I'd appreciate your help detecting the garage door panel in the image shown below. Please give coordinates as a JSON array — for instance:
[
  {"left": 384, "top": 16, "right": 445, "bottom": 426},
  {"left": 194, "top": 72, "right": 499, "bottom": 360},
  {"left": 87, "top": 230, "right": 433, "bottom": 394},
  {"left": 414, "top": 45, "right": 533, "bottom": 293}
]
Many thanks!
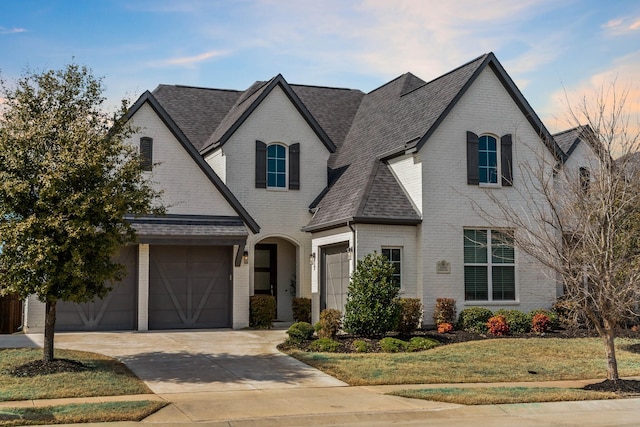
[
  {"left": 149, "top": 245, "right": 231, "bottom": 329},
  {"left": 56, "top": 246, "right": 137, "bottom": 331}
]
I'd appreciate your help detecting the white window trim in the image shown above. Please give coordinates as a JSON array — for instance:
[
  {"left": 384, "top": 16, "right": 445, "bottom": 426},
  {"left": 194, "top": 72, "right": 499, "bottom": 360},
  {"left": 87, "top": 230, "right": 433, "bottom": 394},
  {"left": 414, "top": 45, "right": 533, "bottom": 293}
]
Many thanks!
[
  {"left": 266, "top": 142, "right": 288, "bottom": 190},
  {"left": 381, "top": 246, "right": 403, "bottom": 289},
  {"left": 463, "top": 228, "right": 517, "bottom": 302}
]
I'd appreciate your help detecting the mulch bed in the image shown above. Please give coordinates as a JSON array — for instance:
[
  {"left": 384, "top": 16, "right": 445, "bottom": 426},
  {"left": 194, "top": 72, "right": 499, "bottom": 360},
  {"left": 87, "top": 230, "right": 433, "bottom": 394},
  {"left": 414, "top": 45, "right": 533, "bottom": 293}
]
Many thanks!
[{"left": 9, "top": 358, "right": 89, "bottom": 377}]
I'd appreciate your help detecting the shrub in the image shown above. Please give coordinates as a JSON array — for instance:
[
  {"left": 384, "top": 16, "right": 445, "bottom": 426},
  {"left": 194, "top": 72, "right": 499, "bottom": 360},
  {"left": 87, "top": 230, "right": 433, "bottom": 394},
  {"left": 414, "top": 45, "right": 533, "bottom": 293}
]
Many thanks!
[
  {"left": 529, "top": 308, "right": 560, "bottom": 330},
  {"left": 379, "top": 337, "right": 408, "bottom": 353},
  {"left": 286, "top": 322, "right": 315, "bottom": 344},
  {"left": 343, "top": 252, "right": 401, "bottom": 337},
  {"left": 531, "top": 313, "right": 551, "bottom": 334},
  {"left": 553, "top": 296, "right": 589, "bottom": 329},
  {"left": 457, "top": 307, "right": 493, "bottom": 333},
  {"left": 249, "top": 295, "right": 276, "bottom": 329},
  {"left": 437, "top": 322, "right": 453, "bottom": 333},
  {"left": 292, "top": 297, "right": 311, "bottom": 323},
  {"left": 433, "top": 298, "right": 457, "bottom": 325},
  {"left": 495, "top": 309, "right": 531, "bottom": 334},
  {"left": 487, "top": 315, "right": 509, "bottom": 336},
  {"left": 352, "top": 339, "right": 369, "bottom": 353},
  {"left": 407, "top": 337, "right": 439, "bottom": 352},
  {"left": 315, "top": 309, "right": 342, "bottom": 339},
  {"left": 396, "top": 298, "right": 423, "bottom": 334},
  {"left": 308, "top": 337, "right": 341, "bottom": 352}
]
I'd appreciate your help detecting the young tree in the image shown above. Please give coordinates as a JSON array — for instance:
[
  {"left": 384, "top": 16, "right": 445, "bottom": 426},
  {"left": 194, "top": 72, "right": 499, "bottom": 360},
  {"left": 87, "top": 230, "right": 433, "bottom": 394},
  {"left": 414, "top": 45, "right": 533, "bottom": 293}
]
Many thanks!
[
  {"left": 0, "top": 64, "right": 162, "bottom": 362},
  {"left": 476, "top": 83, "right": 640, "bottom": 381},
  {"left": 343, "top": 252, "right": 401, "bottom": 337}
]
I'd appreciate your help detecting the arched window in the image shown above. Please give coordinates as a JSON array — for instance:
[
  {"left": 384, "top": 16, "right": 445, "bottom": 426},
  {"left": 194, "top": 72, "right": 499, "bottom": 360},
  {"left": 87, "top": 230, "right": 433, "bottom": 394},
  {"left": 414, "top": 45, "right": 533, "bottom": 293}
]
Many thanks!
[
  {"left": 478, "top": 135, "right": 498, "bottom": 184},
  {"left": 267, "top": 144, "right": 286, "bottom": 188}
]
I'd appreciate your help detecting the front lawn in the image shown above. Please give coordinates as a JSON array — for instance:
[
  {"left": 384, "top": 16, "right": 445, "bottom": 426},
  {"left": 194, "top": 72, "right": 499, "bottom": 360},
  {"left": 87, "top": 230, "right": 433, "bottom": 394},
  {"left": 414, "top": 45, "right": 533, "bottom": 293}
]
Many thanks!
[
  {"left": 286, "top": 337, "right": 640, "bottom": 385},
  {"left": 0, "top": 348, "right": 151, "bottom": 401}
]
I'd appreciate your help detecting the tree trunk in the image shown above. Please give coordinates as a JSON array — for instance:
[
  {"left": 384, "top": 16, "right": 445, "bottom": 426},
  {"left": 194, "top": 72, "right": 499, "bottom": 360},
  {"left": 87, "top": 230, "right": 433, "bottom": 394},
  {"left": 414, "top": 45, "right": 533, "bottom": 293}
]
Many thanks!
[
  {"left": 602, "top": 326, "right": 619, "bottom": 381},
  {"left": 43, "top": 299, "right": 57, "bottom": 363}
]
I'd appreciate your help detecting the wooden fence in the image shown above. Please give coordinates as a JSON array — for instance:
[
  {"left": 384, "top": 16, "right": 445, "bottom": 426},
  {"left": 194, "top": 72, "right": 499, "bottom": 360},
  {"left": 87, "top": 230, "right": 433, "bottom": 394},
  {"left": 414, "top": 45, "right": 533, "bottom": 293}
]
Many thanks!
[{"left": 0, "top": 294, "right": 23, "bottom": 334}]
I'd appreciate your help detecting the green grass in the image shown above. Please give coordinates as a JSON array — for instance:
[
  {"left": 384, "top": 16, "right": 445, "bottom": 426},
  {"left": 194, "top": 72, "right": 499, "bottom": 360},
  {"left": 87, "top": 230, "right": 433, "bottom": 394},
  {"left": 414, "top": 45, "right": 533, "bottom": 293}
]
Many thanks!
[
  {"left": 389, "top": 387, "right": 618, "bottom": 405},
  {"left": 287, "top": 338, "right": 640, "bottom": 385},
  {"left": 0, "top": 401, "right": 167, "bottom": 426},
  {"left": 0, "top": 349, "right": 152, "bottom": 401}
]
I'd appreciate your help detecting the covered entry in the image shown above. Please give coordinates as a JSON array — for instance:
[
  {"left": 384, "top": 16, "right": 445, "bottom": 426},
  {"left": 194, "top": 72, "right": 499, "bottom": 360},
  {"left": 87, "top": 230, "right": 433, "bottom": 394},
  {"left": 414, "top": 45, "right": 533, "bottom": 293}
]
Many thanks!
[
  {"left": 56, "top": 246, "right": 138, "bottom": 331},
  {"left": 149, "top": 245, "right": 232, "bottom": 329},
  {"left": 320, "top": 243, "right": 350, "bottom": 313}
]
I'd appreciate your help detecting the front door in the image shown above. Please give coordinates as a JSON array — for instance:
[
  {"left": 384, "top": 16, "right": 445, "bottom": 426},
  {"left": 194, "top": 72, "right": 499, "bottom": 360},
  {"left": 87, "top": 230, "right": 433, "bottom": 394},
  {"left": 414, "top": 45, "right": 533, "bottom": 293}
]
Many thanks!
[{"left": 254, "top": 244, "right": 277, "bottom": 314}]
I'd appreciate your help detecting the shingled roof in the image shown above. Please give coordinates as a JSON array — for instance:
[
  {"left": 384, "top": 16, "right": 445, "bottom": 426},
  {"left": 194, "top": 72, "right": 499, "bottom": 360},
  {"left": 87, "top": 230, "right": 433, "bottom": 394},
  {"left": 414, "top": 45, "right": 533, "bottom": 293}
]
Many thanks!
[{"left": 553, "top": 125, "right": 590, "bottom": 158}]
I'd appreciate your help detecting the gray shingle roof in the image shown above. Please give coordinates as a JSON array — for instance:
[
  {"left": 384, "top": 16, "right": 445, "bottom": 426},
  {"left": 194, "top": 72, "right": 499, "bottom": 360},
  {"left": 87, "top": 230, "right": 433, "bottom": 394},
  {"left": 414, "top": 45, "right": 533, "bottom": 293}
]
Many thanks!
[
  {"left": 153, "top": 85, "right": 241, "bottom": 151},
  {"left": 128, "top": 215, "right": 248, "bottom": 245},
  {"left": 553, "top": 125, "right": 589, "bottom": 157},
  {"left": 305, "top": 55, "right": 489, "bottom": 230}
]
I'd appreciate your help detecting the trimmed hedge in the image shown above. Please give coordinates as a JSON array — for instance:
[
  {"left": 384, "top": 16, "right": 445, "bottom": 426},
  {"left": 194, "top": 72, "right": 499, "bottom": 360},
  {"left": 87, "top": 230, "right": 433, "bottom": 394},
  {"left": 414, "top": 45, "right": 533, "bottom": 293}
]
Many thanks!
[
  {"left": 292, "top": 297, "right": 312, "bottom": 323},
  {"left": 250, "top": 295, "right": 276, "bottom": 329},
  {"left": 458, "top": 307, "right": 493, "bottom": 333}
]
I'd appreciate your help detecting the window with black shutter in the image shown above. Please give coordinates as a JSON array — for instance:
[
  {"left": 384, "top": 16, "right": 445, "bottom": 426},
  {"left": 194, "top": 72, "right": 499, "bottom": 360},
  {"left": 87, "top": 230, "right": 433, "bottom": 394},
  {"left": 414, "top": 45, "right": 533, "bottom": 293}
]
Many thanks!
[{"left": 140, "top": 137, "right": 153, "bottom": 171}]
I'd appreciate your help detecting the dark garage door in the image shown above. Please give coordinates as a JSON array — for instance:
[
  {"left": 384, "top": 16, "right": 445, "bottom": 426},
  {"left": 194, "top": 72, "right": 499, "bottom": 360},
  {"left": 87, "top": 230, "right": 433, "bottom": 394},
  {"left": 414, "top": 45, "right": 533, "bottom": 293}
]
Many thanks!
[
  {"left": 56, "top": 246, "right": 138, "bottom": 331},
  {"left": 149, "top": 245, "right": 232, "bottom": 329}
]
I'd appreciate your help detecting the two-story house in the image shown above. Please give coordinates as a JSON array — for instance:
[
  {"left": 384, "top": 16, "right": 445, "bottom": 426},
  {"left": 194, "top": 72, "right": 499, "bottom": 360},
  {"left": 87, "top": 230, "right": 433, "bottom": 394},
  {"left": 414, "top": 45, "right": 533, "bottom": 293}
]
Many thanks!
[{"left": 24, "top": 52, "right": 569, "bottom": 332}]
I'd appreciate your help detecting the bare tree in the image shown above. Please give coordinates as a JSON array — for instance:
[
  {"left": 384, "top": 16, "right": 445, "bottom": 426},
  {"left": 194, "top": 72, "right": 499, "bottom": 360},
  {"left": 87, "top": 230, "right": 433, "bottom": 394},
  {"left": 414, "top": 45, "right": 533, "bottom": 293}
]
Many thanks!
[{"left": 475, "top": 83, "right": 640, "bottom": 381}]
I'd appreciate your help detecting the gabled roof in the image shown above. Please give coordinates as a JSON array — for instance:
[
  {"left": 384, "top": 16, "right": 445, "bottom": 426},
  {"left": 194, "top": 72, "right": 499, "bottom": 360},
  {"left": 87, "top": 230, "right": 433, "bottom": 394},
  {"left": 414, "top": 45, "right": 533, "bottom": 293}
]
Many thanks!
[
  {"left": 124, "top": 91, "right": 260, "bottom": 234},
  {"left": 152, "top": 85, "right": 242, "bottom": 151},
  {"left": 305, "top": 53, "right": 565, "bottom": 231},
  {"left": 199, "top": 75, "right": 342, "bottom": 155},
  {"left": 553, "top": 125, "right": 592, "bottom": 159}
]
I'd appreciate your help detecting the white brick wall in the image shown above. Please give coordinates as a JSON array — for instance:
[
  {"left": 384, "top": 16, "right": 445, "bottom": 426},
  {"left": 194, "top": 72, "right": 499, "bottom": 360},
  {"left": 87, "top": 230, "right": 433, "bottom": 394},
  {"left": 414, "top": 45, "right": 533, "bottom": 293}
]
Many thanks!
[
  {"left": 127, "top": 103, "right": 238, "bottom": 217},
  {"left": 206, "top": 147, "right": 227, "bottom": 184},
  {"left": 418, "top": 67, "right": 557, "bottom": 323},
  {"left": 388, "top": 153, "right": 423, "bottom": 215}
]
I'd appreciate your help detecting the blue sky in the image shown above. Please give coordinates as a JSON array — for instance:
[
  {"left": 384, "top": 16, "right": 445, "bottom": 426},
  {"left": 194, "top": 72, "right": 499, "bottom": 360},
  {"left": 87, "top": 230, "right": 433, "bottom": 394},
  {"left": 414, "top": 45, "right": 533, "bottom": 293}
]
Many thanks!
[{"left": 1, "top": 0, "right": 639, "bottom": 133}]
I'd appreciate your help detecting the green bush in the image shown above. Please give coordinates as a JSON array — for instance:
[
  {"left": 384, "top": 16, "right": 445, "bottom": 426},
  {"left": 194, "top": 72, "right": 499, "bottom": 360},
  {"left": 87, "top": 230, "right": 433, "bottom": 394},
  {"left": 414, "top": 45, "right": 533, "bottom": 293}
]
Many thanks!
[
  {"left": 495, "top": 309, "right": 531, "bottom": 334},
  {"left": 352, "top": 339, "right": 369, "bottom": 353},
  {"left": 343, "top": 252, "right": 401, "bottom": 337},
  {"left": 249, "top": 295, "right": 276, "bottom": 329},
  {"left": 457, "top": 307, "right": 493, "bottom": 333},
  {"left": 407, "top": 336, "right": 439, "bottom": 352},
  {"left": 308, "top": 337, "right": 341, "bottom": 352},
  {"left": 529, "top": 308, "right": 560, "bottom": 330},
  {"left": 379, "top": 337, "right": 408, "bottom": 353},
  {"left": 292, "top": 297, "right": 312, "bottom": 323},
  {"left": 396, "top": 298, "right": 423, "bottom": 334},
  {"left": 286, "top": 322, "right": 315, "bottom": 344},
  {"left": 315, "top": 309, "right": 342, "bottom": 339},
  {"left": 433, "top": 298, "right": 457, "bottom": 325}
]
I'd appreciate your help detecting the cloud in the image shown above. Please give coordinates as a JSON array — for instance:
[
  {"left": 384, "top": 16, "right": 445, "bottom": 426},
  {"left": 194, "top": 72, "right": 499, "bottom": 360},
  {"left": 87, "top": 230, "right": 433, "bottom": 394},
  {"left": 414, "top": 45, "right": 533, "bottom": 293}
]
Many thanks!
[
  {"left": 541, "top": 51, "right": 640, "bottom": 135},
  {"left": 602, "top": 16, "right": 640, "bottom": 36},
  {"left": 148, "top": 50, "right": 229, "bottom": 67},
  {"left": 0, "top": 27, "right": 26, "bottom": 35}
]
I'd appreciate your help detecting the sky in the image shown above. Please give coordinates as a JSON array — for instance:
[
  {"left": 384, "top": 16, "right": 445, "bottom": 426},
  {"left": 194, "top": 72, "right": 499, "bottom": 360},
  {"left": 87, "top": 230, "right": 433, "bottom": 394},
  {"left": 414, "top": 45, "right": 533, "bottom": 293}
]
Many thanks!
[{"left": 1, "top": 0, "right": 639, "bottom": 133}]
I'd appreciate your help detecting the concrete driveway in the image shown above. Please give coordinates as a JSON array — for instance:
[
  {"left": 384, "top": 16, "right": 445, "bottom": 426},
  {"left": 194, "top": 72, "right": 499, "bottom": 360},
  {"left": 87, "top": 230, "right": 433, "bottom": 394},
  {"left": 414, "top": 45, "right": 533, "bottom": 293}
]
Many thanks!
[{"left": 0, "top": 329, "right": 346, "bottom": 394}]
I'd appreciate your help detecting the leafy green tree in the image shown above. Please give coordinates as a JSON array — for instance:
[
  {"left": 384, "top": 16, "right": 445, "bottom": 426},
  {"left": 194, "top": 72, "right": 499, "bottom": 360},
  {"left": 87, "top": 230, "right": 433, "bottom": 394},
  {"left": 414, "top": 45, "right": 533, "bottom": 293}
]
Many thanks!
[
  {"left": 343, "top": 252, "right": 401, "bottom": 337},
  {"left": 0, "top": 64, "right": 162, "bottom": 362}
]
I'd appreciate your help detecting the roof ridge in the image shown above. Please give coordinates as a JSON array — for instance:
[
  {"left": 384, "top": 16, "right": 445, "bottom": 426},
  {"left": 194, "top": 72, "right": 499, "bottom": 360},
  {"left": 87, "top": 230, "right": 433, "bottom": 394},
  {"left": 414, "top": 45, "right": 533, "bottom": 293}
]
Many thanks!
[
  {"left": 552, "top": 125, "right": 587, "bottom": 136},
  {"left": 170, "top": 84, "right": 241, "bottom": 93},
  {"left": 418, "top": 53, "right": 489, "bottom": 89},
  {"left": 366, "top": 72, "right": 412, "bottom": 95},
  {"left": 236, "top": 79, "right": 271, "bottom": 107},
  {"left": 290, "top": 83, "right": 361, "bottom": 92}
]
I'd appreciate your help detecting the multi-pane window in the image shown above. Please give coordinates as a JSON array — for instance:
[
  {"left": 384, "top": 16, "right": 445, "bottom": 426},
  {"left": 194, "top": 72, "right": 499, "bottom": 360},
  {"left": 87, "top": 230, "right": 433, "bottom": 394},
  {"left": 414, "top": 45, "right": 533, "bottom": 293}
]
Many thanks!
[
  {"left": 464, "top": 229, "right": 515, "bottom": 301},
  {"left": 267, "top": 144, "right": 286, "bottom": 188},
  {"left": 382, "top": 248, "right": 401, "bottom": 287},
  {"left": 478, "top": 135, "right": 498, "bottom": 184}
]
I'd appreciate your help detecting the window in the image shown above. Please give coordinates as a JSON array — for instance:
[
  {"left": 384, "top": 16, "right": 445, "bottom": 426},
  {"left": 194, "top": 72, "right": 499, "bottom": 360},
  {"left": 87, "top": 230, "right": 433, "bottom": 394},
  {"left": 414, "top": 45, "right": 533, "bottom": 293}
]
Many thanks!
[
  {"left": 579, "top": 167, "right": 590, "bottom": 194},
  {"left": 267, "top": 144, "right": 286, "bottom": 188},
  {"left": 478, "top": 135, "right": 498, "bottom": 184},
  {"left": 382, "top": 248, "right": 402, "bottom": 287},
  {"left": 140, "top": 137, "right": 153, "bottom": 171},
  {"left": 255, "top": 141, "right": 300, "bottom": 190},
  {"left": 466, "top": 132, "right": 512, "bottom": 186},
  {"left": 464, "top": 229, "right": 515, "bottom": 301}
]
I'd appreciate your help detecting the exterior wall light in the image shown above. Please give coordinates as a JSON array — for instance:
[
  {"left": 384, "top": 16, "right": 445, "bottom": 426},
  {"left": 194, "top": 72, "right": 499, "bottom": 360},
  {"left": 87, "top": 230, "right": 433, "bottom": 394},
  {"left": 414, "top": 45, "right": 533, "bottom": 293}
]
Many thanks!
[{"left": 243, "top": 250, "right": 249, "bottom": 264}]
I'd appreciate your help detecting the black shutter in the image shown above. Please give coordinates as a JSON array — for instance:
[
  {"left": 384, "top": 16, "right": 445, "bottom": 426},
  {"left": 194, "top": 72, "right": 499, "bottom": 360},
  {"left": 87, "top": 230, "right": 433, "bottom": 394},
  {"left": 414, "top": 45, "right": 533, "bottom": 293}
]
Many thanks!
[
  {"left": 467, "top": 131, "right": 479, "bottom": 185},
  {"left": 501, "top": 134, "right": 513, "bottom": 186},
  {"left": 255, "top": 140, "right": 267, "bottom": 188},
  {"left": 289, "top": 143, "right": 300, "bottom": 190},
  {"left": 140, "top": 137, "right": 153, "bottom": 171}
]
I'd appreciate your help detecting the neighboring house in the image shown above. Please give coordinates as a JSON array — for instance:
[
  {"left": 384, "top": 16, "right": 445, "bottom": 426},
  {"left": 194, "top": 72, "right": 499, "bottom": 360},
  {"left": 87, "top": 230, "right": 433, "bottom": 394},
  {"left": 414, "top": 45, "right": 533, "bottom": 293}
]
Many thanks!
[{"left": 24, "top": 52, "right": 566, "bottom": 332}]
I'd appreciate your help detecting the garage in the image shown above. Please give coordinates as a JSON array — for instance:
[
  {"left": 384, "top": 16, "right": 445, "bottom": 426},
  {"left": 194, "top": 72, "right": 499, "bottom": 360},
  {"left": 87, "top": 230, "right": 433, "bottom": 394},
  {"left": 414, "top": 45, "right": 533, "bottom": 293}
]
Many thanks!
[
  {"left": 56, "top": 245, "right": 138, "bottom": 331},
  {"left": 148, "top": 245, "right": 232, "bottom": 329}
]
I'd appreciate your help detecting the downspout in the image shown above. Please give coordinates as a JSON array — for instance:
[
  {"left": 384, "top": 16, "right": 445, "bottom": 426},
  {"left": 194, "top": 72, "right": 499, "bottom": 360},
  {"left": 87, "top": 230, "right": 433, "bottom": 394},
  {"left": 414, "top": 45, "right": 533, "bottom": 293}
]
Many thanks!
[{"left": 348, "top": 221, "right": 356, "bottom": 269}]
